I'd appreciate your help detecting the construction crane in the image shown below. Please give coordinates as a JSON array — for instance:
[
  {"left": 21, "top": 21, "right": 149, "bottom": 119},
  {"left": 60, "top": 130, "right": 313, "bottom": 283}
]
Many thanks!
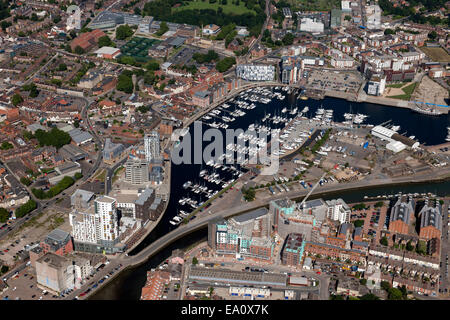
[{"left": 299, "top": 172, "right": 328, "bottom": 209}]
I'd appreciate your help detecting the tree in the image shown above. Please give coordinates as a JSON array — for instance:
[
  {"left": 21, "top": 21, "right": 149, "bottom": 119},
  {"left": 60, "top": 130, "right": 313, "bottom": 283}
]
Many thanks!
[
  {"left": 155, "top": 21, "right": 169, "bottom": 36},
  {"left": 98, "top": 35, "right": 113, "bottom": 47},
  {"left": 406, "top": 241, "right": 414, "bottom": 251},
  {"left": 242, "top": 188, "right": 256, "bottom": 201},
  {"left": 360, "top": 293, "right": 380, "bottom": 300},
  {"left": 15, "top": 200, "right": 37, "bottom": 218},
  {"left": 57, "top": 63, "right": 67, "bottom": 71},
  {"left": 144, "top": 60, "right": 160, "bottom": 71},
  {"left": 116, "top": 72, "right": 133, "bottom": 94},
  {"left": 74, "top": 172, "right": 83, "bottom": 180},
  {"left": 0, "top": 141, "right": 13, "bottom": 150},
  {"left": 380, "top": 236, "right": 388, "bottom": 246},
  {"left": 374, "top": 201, "right": 384, "bottom": 208},
  {"left": 344, "top": 15, "right": 352, "bottom": 21},
  {"left": 74, "top": 45, "right": 85, "bottom": 54},
  {"left": 215, "top": 57, "right": 236, "bottom": 72},
  {"left": 359, "top": 279, "right": 367, "bottom": 285},
  {"left": 388, "top": 287, "right": 403, "bottom": 300},
  {"left": 0, "top": 265, "right": 9, "bottom": 275},
  {"left": 34, "top": 127, "right": 71, "bottom": 149},
  {"left": 384, "top": 28, "right": 395, "bottom": 35},
  {"left": 192, "top": 257, "right": 198, "bottom": 265},
  {"left": 0, "top": 208, "right": 9, "bottom": 223},
  {"left": 428, "top": 30, "right": 437, "bottom": 40},
  {"left": 20, "top": 177, "right": 32, "bottom": 186},
  {"left": 380, "top": 281, "right": 391, "bottom": 292},
  {"left": 119, "top": 56, "right": 136, "bottom": 66},
  {"left": 353, "top": 219, "right": 364, "bottom": 228},
  {"left": 282, "top": 32, "right": 294, "bottom": 45},
  {"left": 11, "top": 93, "right": 23, "bottom": 106},
  {"left": 116, "top": 24, "right": 133, "bottom": 40}
]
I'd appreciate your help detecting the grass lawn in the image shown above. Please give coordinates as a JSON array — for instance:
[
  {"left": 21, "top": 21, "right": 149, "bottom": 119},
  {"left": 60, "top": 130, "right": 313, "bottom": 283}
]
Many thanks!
[
  {"left": 388, "top": 82, "right": 417, "bottom": 100},
  {"left": 292, "top": 0, "right": 340, "bottom": 11},
  {"left": 402, "top": 82, "right": 417, "bottom": 96},
  {"left": 420, "top": 46, "right": 450, "bottom": 62},
  {"left": 386, "top": 83, "right": 406, "bottom": 88},
  {"left": 173, "top": 0, "right": 256, "bottom": 15}
]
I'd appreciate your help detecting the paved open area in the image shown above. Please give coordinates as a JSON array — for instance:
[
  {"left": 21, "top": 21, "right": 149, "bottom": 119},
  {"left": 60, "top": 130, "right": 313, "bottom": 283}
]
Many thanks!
[
  {"left": 412, "top": 76, "right": 449, "bottom": 106},
  {"left": 306, "top": 69, "right": 362, "bottom": 94}
]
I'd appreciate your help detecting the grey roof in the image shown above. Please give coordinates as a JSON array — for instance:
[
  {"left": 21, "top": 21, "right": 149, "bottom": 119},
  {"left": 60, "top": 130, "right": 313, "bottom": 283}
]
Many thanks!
[
  {"left": 46, "top": 229, "right": 70, "bottom": 243},
  {"left": 194, "top": 90, "right": 210, "bottom": 98},
  {"left": 28, "top": 123, "right": 47, "bottom": 133},
  {"left": 189, "top": 267, "right": 287, "bottom": 286},
  {"left": 169, "top": 36, "right": 186, "bottom": 47},
  {"left": 302, "top": 198, "right": 325, "bottom": 209},
  {"left": 149, "top": 197, "right": 161, "bottom": 210},
  {"left": 390, "top": 197, "right": 414, "bottom": 224},
  {"left": 59, "top": 144, "right": 88, "bottom": 161},
  {"left": 232, "top": 207, "right": 268, "bottom": 224},
  {"left": 352, "top": 241, "right": 369, "bottom": 248},
  {"left": 103, "top": 138, "right": 125, "bottom": 160},
  {"left": 135, "top": 188, "right": 154, "bottom": 205},
  {"left": 71, "top": 189, "right": 95, "bottom": 203},
  {"left": 354, "top": 227, "right": 363, "bottom": 236},
  {"left": 339, "top": 223, "right": 352, "bottom": 235},
  {"left": 68, "top": 128, "right": 93, "bottom": 144},
  {"left": 420, "top": 204, "right": 442, "bottom": 231}
]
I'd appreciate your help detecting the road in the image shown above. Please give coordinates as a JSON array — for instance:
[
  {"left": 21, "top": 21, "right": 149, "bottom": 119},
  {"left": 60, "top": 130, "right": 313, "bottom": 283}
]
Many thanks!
[{"left": 438, "top": 200, "right": 450, "bottom": 296}]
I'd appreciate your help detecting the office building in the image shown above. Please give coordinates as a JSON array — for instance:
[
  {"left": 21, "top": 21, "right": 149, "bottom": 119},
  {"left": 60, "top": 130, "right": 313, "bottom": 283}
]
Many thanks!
[
  {"left": 125, "top": 158, "right": 149, "bottom": 185},
  {"left": 300, "top": 18, "right": 324, "bottom": 33}
]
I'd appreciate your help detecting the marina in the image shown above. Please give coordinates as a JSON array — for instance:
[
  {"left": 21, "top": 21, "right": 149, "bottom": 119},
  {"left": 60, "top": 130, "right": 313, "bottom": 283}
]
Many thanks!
[{"left": 130, "top": 85, "right": 449, "bottom": 254}]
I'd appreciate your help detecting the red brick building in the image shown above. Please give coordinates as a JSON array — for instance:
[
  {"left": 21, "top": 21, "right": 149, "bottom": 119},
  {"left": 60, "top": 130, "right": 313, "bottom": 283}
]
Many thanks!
[
  {"left": 71, "top": 29, "right": 106, "bottom": 52},
  {"left": 140, "top": 271, "right": 171, "bottom": 300}
]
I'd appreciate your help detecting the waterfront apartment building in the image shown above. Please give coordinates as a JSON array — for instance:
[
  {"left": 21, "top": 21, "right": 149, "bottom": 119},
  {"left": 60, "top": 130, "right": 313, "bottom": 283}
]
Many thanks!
[
  {"left": 281, "top": 233, "right": 305, "bottom": 266},
  {"left": 326, "top": 199, "right": 351, "bottom": 224},
  {"left": 389, "top": 196, "right": 414, "bottom": 235},
  {"left": 236, "top": 64, "right": 275, "bottom": 81},
  {"left": 144, "top": 131, "right": 160, "bottom": 163},
  {"left": 209, "top": 208, "right": 275, "bottom": 261},
  {"left": 367, "top": 74, "right": 386, "bottom": 96},
  {"left": 69, "top": 196, "right": 122, "bottom": 254},
  {"left": 281, "top": 56, "right": 303, "bottom": 85},
  {"left": 125, "top": 158, "right": 149, "bottom": 185},
  {"left": 419, "top": 203, "right": 442, "bottom": 241}
]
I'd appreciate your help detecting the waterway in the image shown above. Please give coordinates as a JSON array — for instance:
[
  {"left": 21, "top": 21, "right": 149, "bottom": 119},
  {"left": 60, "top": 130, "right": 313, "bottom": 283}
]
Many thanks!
[
  {"left": 90, "top": 87, "right": 450, "bottom": 299},
  {"left": 131, "top": 88, "right": 449, "bottom": 255}
]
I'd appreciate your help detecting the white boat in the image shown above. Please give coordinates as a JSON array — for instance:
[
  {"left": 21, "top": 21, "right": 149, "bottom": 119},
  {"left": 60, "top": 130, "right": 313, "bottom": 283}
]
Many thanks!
[{"left": 183, "top": 181, "right": 192, "bottom": 189}]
